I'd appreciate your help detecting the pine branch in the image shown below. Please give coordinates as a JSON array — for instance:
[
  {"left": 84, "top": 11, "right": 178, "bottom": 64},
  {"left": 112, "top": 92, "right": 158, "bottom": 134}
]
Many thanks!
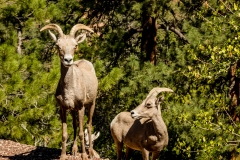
[
  {"left": 123, "top": 25, "right": 188, "bottom": 44},
  {"left": 157, "top": 24, "right": 189, "bottom": 43},
  {"left": 123, "top": 28, "right": 143, "bottom": 41}
]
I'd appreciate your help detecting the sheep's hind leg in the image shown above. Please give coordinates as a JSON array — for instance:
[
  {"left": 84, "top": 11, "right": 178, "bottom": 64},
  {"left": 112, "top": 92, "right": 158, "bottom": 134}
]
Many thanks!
[
  {"left": 60, "top": 108, "right": 68, "bottom": 160},
  {"left": 71, "top": 111, "right": 78, "bottom": 156},
  {"left": 124, "top": 147, "right": 133, "bottom": 160},
  {"left": 152, "top": 151, "right": 160, "bottom": 160}
]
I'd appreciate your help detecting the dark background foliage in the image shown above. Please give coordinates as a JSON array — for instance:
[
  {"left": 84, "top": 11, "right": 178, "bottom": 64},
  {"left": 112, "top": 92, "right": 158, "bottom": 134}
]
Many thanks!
[{"left": 0, "top": 0, "right": 240, "bottom": 159}]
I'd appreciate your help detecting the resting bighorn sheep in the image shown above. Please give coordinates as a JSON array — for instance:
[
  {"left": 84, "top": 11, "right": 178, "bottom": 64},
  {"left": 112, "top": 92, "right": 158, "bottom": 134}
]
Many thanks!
[
  {"left": 84, "top": 129, "right": 110, "bottom": 160},
  {"left": 110, "top": 87, "right": 173, "bottom": 160},
  {"left": 84, "top": 129, "right": 100, "bottom": 158},
  {"left": 40, "top": 24, "right": 98, "bottom": 160}
]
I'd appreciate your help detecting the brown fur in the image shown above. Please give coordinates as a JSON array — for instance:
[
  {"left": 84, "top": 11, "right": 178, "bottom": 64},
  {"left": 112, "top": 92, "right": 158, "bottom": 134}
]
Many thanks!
[
  {"left": 41, "top": 24, "right": 97, "bottom": 160},
  {"left": 110, "top": 87, "right": 173, "bottom": 160}
]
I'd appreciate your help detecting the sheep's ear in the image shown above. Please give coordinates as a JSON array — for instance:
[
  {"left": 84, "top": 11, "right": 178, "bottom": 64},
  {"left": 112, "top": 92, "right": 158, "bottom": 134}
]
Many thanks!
[
  {"left": 94, "top": 132, "right": 100, "bottom": 139},
  {"left": 84, "top": 129, "right": 88, "bottom": 136},
  {"left": 92, "top": 132, "right": 100, "bottom": 141},
  {"left": 159, "top": 96, "right": 164, "bottom": 102},
  {"left": 76, "top": 33, "right": 86, "bottom": 44},
  {"left": 48, "top": 30, "right": 57, "bottom": 42},
  {"left": 156, "top": 96, "right": 164, "bottom": 112},
  {"left": 156, "top": 96, "right": 164, "bottom": 105}
]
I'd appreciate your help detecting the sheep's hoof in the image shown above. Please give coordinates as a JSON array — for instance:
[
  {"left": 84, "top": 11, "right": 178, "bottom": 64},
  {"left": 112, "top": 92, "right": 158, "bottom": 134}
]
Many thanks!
[
  {"left": 81, "top": 153, "right": 88, "bottom": 160},
  {"left": 60, "top": 154, "right": 67, "bottom": 160},
  {"left": 72, "top": 146, "right": 78, "bottom": 156}
]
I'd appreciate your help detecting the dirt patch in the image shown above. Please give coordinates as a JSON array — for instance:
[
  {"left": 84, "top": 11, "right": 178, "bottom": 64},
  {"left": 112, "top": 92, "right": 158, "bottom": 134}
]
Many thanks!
[{"left": 0, "top": 139, "right": 106, "bottom": 160}]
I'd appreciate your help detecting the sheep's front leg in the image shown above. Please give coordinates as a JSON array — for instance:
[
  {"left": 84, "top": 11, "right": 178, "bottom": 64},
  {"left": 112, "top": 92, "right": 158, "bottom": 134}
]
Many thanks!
[
  {"left": 115, "top": 141, "right": 123, "bottom": 160},
  {"left": 141, "top": 149, "right": 149, "bottom": 160},
  {"left": 60, "top": 108, "right": 68, "bottom": 160},
  {"left": 87, "top": 102, "right": 95, "bottom": 158},
  {"left": 78, "top": 107, "right": 88, "bottom": 160},
  {"left": 71, "top": 111, "right": 78, "bottom": 156}
]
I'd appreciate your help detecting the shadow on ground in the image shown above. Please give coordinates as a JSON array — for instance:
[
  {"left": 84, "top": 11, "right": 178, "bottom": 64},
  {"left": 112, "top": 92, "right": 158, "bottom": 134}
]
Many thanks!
[{"left": 1, "top": 146, "right": 61, "bottom": 160}]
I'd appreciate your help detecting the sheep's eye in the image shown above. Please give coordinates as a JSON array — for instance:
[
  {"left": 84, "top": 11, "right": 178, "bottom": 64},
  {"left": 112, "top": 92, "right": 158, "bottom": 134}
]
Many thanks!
[
  {"left": 146, "top": 103, "right": 152, "bottom": 108},
  {"left": 74, "top": 45, "right": 78, "bottom": 50}
]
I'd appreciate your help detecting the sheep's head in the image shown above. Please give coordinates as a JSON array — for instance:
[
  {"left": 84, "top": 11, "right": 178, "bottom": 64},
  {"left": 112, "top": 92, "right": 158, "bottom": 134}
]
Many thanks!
[
  {"left": 40, "top": 24, "right": 93, "bottom": 67},
  {"left": 130, "top": 87, "right": 173, "bottom": 119},
  {"left": 84, "top": 129, "right": 100, "bottom": 148}
]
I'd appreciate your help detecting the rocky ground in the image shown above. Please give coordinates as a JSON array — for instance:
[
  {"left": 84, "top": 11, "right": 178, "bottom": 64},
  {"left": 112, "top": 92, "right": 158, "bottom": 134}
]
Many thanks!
[{"left": 0, "top": 139, "right": 106, "bottom": 160}]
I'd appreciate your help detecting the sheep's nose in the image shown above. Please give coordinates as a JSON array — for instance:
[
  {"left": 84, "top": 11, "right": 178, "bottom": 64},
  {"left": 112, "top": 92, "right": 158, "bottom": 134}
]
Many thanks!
[
  {"left": 130, "top": 110, "right": 134, "bottom": 115},
  {"left": 130, "top": 110, "right": 137, "bottom": 118},
  {"left": 64, "top": 58, "right": 73, "bottom": 63}
]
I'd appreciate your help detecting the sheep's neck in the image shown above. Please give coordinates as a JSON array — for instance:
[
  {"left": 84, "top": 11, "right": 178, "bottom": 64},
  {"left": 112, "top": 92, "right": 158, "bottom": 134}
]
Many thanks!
[
  {"left": 60, "top": 62, "right": 77, "bottom": 89},
  {"left": 151, "top": 113, "right": 168, "bottom": 141},
  {"left": 61, "top": 63, "right": 72, "bottom": 80}
]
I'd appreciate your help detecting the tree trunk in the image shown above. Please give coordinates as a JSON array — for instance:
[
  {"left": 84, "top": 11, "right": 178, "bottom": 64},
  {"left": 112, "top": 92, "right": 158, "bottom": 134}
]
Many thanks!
[
  {"left": 17, "top": 29, "right": 22, "bottom": 55},
  {"left": 228, "top": 62, "right": 240, "bottom": 122},
  {"left": 141, "top": 1, "right": 157, "bottom": 65}
]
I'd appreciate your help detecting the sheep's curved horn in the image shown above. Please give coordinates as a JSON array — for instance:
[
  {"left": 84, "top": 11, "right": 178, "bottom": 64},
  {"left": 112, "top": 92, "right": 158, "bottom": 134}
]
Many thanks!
[
  {"left": 40, "top": 24, "right": 64, "bottom": 37},
  {"left": 70, "top": 24, "right": 94, "bottom": 37},
  {"left": 146, "top": 87, "right": 173, "bottom": 98}
]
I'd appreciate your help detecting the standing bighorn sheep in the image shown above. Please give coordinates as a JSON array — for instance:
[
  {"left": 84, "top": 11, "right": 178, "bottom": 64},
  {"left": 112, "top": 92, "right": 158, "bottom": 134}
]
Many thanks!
[
  {"left": 40, "top": 24, "right": 98, "bottom": 160},
  {"left": 110, "top": 87, "right": 173, "bottom": 160}
]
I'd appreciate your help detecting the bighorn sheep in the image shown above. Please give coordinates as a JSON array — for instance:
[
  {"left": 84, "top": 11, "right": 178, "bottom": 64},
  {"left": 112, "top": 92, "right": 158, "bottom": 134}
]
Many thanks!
[
  {"left": 40, "top": 24, "right": 98, "bottom": 160},
  {"left": 84, "top": 129, "right": 110, "bottom": 160},
  {"left": 84, "top": 129, "right": 100, "bottom": 158},
  {"left": 110, "top": 87, "right": 173, "bottom": 160}
]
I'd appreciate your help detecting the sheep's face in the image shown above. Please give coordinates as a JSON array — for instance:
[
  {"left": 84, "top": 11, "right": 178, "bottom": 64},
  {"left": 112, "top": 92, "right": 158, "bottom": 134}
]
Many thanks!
[
  {"left": 131, "top": 96, "right": 164, "bottom": 119},
  {"left": 84, "top": 129, "right": 100, "bottom": 148},
  {"left": 41, "top": 24, "right": 92, "bottom": 67},
  {"left": 56, "top": 35, "right": 78, "bottom": 67}
]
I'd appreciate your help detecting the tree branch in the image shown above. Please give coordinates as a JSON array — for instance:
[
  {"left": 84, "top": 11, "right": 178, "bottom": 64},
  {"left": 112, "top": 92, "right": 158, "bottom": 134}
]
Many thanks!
[
  {"left": 157, "top": 24, "right": 189, "bottom": 43},
  {"left": 123, "top": 25, "right": 189, "bottom": 44},
  {"left": 17, "top": 29, "right": 22, "bottom": 54}
]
